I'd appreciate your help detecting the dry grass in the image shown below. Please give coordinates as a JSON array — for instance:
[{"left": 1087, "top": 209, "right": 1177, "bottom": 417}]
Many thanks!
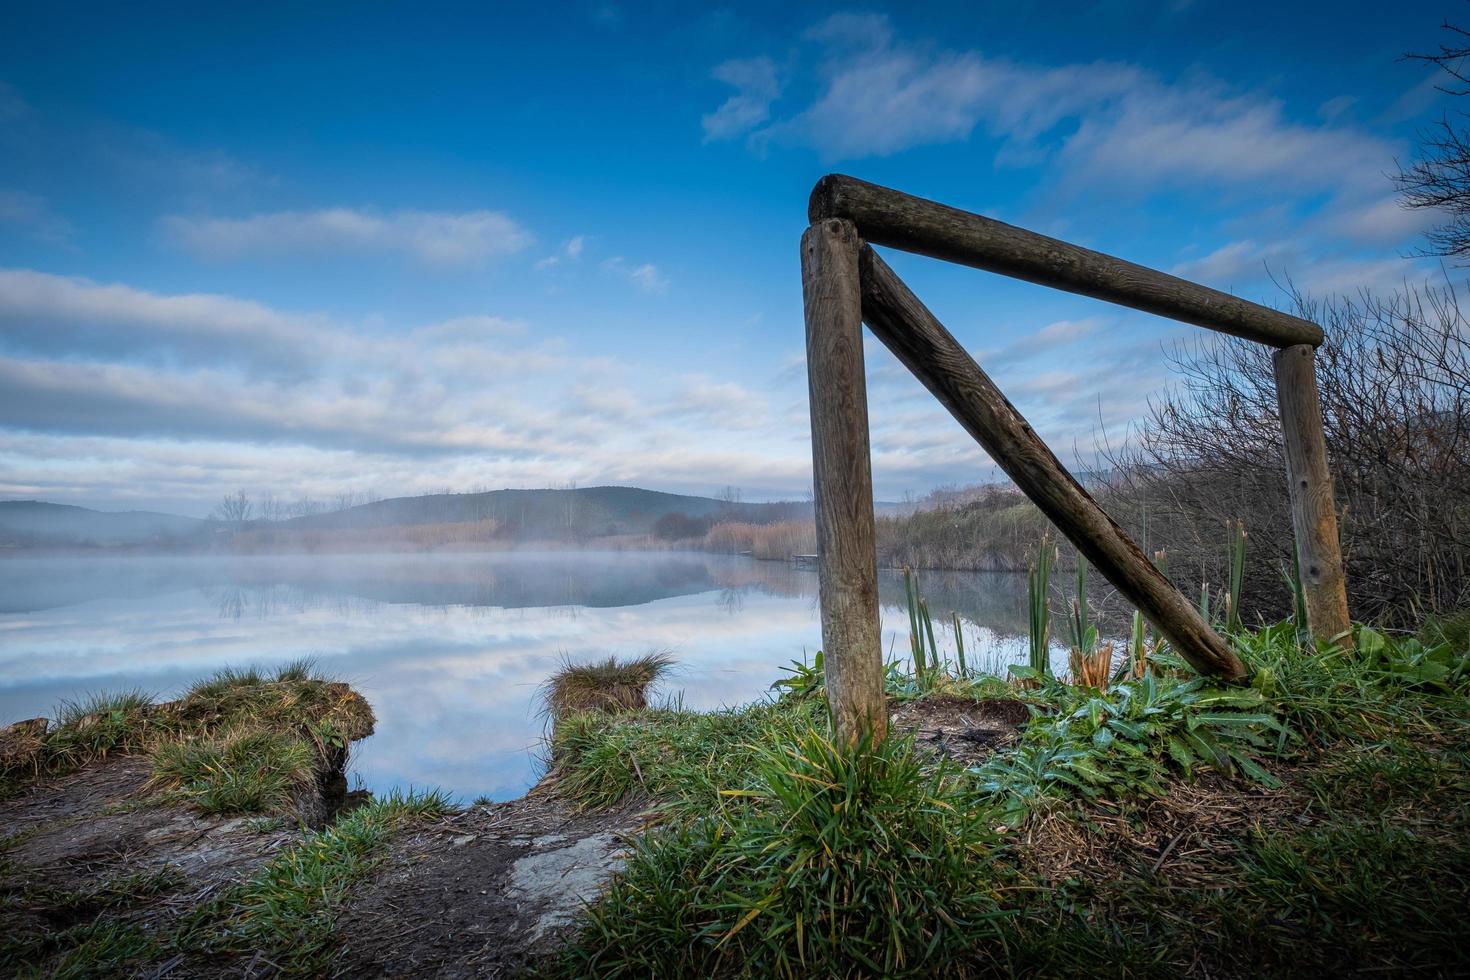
[
  {"left": 1068, "top": 641, "right": 1114, "bottom": 689},
  {"left": 542, "top": 652, "right": 675, "bottom": 722},
  {"left": 1016, "top": 769, "right": 1299, "bottom": 888},
  {"left": 703, "top": 520, "right": 816, "bottom": 560}
]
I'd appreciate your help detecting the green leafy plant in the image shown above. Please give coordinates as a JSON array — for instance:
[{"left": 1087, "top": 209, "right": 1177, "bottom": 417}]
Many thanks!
[
  {"left": 769, "top": 651, "right": 824, "bottom": 699},
  {"left": 974, "top": 672, "right": 1286, "bottom": 821}
]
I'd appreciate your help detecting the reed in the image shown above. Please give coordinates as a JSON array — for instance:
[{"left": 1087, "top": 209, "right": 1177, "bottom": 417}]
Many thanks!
[
  {"left": 952, "top": 611, "right": 968, "bottom": 678},
  {"left": 1025, "top": 533, "right": 1056, "bottom": 679},
  {"left": 903, "top": 567, "right": 927, "bottom": 677}
]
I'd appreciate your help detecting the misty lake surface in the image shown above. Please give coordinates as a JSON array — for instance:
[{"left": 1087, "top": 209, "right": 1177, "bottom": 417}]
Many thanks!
[{"left": 0, "top": 551, "right": 1039, "bottom": 802}]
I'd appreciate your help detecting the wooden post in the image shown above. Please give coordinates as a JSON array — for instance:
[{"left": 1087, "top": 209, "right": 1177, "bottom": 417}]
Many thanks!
[
  {"left": 1273, "top": 345, "right": 1352, "bottom": 642},
  {"left": 811, "top": 174, "right": 1323, "bottom": 349},
  {"left": 802, "top": 218, "right": 887, "bottom": 742},
  {"left": 859, "top": 245, "right": 1248, "bottom": 681}
]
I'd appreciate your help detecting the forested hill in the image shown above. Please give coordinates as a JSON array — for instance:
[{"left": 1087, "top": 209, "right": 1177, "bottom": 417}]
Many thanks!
[{"left": 282, "top": 486, "right": 808, "bottom": 539}]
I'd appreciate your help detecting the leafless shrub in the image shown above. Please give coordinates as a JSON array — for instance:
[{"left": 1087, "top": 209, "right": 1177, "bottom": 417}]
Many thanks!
[{"left": 1104, "top": 282, "right": 1470, "bottom": 625}]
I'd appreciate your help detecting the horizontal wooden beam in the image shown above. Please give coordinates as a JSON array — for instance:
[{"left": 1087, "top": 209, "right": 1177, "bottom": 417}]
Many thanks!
[
  {"left": 858, "top": 244, "right": 1249, "bottom": 681},
  {"left": 812, "top": 174, "right": 1324, "bottom": 349}
]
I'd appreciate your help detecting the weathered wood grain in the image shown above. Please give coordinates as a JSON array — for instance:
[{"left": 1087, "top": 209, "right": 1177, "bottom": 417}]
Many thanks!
[
  {"left": 811, "top": 174, "right": 1324, "bottom": 349},
  {"left": 1273, "top": 344, "right": 1352, "bottom": 643},
  {"left": 802, "top": 219, "right": 888, "bottom": 740},
  {"left": 858, "top": 244, "right": 1249, "bottom": 681}
]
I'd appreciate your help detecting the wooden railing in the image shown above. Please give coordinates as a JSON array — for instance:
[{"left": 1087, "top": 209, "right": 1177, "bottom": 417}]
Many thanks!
[{"left": 801, "top": 175, "right": 1351, "bottom": 742}]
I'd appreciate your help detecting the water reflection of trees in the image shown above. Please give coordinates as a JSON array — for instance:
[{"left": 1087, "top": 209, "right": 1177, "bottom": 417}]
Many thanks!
[{"left": 16, "top": 552, "right": 1039, "bottom": 641}]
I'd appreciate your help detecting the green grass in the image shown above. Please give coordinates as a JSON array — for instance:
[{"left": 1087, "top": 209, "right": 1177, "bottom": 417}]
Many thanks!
[
  {"left": 544, "top": 618, "right": 1470, "bottom": 977},
  {"left": 2, "top": 788, "right": 457, "bottom": 978},
  {"left": 215, "top": 788, "right": 456, "bottom": 974},
  {"left": 42, "top": 690, "right": 157, "bottom": 772},
  {"left": 7, "top": 662, "right": 377, "bottom": 820},
  {"left": 547, "top": 731, "right": 1012, "bottom": 978},
  {"left": 1420, "top": 607, "right": 1470, "bottom": 652},
  {"left": 12, "top": 920, "right": 164, "bottom": 980},
  {"left": 1, "top": 866, "right": 185, "bottom": 978},
  {"left": 151, "top": 728, "right": 317, "bottom": 815},
  {"left": 551, "top": 697, "right": 824, "bottom": 813}
]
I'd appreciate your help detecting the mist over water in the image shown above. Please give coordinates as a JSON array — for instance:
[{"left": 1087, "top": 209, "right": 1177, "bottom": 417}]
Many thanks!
[{"left": 0, "top": 551, "right": 1040, "bottom": 802}]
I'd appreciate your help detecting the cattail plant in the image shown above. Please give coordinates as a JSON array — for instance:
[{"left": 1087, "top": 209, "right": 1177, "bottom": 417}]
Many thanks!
[
  {"left": 1025, "top": 533, "right": 1056, "bottom": 679},
  {"left": 1224, "top": 519, "right": 1247, "bottom": 634},
  {"left": 902, "top": 567, "right": 928, "bottom": 679},
  {"left": 920, "top": 596, "right": 939, "bottom": 679},
  {"left": 952, "top": 611, "right": 968, "bottom": 679}
]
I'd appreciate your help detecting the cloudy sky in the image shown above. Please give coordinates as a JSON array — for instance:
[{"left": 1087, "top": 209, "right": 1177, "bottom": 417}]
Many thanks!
[{"left": 0, "top": 1, "right": 1453, "bottom": 515}]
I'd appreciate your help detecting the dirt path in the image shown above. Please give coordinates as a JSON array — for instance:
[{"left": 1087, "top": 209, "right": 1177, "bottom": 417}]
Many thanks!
[
  {"left": 331, "top": 778, "right": 644, "bottom": 978},
  {"left": 0, "top": 754, "right": 303, "bottom": 972}
]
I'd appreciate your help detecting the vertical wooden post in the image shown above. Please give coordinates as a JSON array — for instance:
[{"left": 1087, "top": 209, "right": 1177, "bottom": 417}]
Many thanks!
[
  {"left": 1273, "top": 344, "right": 1352, "bottom": 643},
  {"left": 802, "top": 218, "right": 887, "bottom": 742}
]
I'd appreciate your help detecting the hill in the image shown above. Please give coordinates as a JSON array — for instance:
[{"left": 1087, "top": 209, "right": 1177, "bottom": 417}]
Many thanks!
[
  {"left": 0, "top": 501, "right": 206, "bottom": 548},
  {"left": 283, "top": 486, "right": 808, "bottom": 540}
]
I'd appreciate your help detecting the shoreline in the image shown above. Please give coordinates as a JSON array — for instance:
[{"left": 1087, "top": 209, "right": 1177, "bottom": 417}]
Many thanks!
[{"left": 4, "top": 621, "right": 1468, "bottom": 976}]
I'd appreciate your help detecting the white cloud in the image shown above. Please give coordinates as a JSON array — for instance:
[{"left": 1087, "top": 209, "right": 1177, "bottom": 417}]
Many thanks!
[
  {"left": 0, "top": 190, "right": 72, "bottom": 245},
  {"left": 1171, "top": 240, "right": 1282, "bottom": 285},
  {"left": 0, "top": 268, "right": 825, "bottom": 508},
  {"left": 1327, "top": 195, "right": 1436, "bottom": 246},
  {"left": 161, "top": 207, "right": 532, "bottom": 266},
  {"left": 1172, "top": 239, "right": 1433, "bottom": 297},
  {"left": 702, "top": 57, "right": 781, "bottom": 142},
  {"left": 602, "top": 256, "right": 670, "bottom": 294},
  {"left": 666, "top": 376, "right": 769, "bottom": 429},
  {"left": 534, "top": 235, "right": 587, "bottom": 271},
  {"left": 733, "top": 13, "right": 1399, "bottom": 212},
  {"left": 0, "top": 268, "right": 327, "bottom": 376},
  {"left": 803, "top": 12, "right": 892, "bottom": 50}
]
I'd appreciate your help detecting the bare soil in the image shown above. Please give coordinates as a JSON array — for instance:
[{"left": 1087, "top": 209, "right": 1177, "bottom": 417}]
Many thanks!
[
  {"left": 1, "top": 693, "right": 1033, "bottom": 977},
  {"left": 0, "top": 754, "right": 302, "bottom": 970},
  {"left": 331, "top": 776, "right": 645, "bottom": 979},
  {"left": 889, "top": 695, "right": 1031, "bottom": 766}
]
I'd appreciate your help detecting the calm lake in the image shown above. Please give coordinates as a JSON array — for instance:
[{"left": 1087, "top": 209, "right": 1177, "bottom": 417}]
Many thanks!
[{"left": 0, "top": 551, "right": 1044, "bottom": 802}]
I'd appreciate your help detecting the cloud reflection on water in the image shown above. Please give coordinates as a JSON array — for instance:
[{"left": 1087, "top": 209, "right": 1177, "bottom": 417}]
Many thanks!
[{"left": 0, "top": 551, "right": 1038, "bottom": 801}]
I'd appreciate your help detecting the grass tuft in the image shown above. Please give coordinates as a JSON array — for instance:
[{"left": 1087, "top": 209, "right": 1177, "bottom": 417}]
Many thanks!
[
  {"left": 549, "top": 729, "right": 1010, "bottom": 978},
  {"left": 151, "top": 728, "right": 317, "bottom": 815},
  {"left": 542, "top": 652, "right": 675, "bottom": 722},
  {"left": 43, "top": 689, "right": 157, "bottom": 771}
]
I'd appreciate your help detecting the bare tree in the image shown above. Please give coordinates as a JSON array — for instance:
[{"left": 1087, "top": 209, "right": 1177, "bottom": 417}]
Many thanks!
[
  {"left": 214, "top": 490, "right": 253, "bottom": 526},
  {"left": 289, "top": 495, "right": 323, "bottom": 519},
  {"left": 1396, "top": 22, "right": 1470, "bottom": 259},
  {"left": 257, "top": 490, "right": 284, "bottom": 523}
]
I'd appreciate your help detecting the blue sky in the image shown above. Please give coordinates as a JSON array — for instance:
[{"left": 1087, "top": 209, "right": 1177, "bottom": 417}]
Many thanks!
[{"left": 0, "top": 1, "right": 1455, "bottom": 515}]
